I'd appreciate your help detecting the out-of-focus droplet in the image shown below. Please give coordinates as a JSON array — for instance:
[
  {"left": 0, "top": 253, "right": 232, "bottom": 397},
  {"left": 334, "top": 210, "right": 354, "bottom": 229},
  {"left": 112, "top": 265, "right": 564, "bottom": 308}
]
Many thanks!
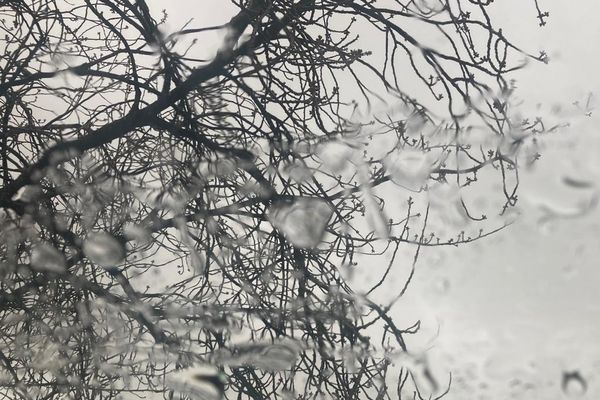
[
  {"left": 433, "top": 277, "right": 450, "bottom": 295},
  {"left": 406, "top": 112, "right": 427, "bottom": 132},
  {"left": 417, "top": 0, "right": 445, "bottom": 12},
  {"left": 268, "top": 198, "right": 333, "bottom": 248},
  {"left": 428, "top": 183, "right": 471, "bottom": 228},
  {"left": 355, "top": 161, "right": 390, "bottom": 239},
  {"left": 316, "top": 141, "right": 355, "bottom": 173},
  {"left": 562, "top": 371, "right": 587, "bottom": 397},
  {"left": 31, "top": 243, "right": 66, "bottom": 273},
  {"left": 96, "top": 176, "right": 119, "bottom": 199},
  {"left": 536, "top": 193, "right": 598, "bottom": 228},
  {"left": 239, "top": 181, "right": 272, "bottom": 198},
  {"left": 205, "top": 217, "right": 219, "bottom": 235},
  {"left": 207, "top": 157, "right": 237, "bottom": 178},
  {"left": 562, "top": 176, "right": 595, "bottom": 189},
  {"left": 159, "top": 189, "right": 190, "bottom": 213},
  {"left": 123, "top": 223, "right": 151, "bottom": 245},
  {"left": 48, "top": 147, "right": 81, "bottom": 166},
  {"left": 189, "top": 249, "right": 206, "bottom": 275},
  {"left": 166, "top": 365, "right": 226, "bottom": 400},
  {"left": 218, "top": 339, "right": 303, "bottom": 372},
  {"left": 362, "top": 188, "right": 390, "bottom": 238},
  {"left": 339, "top": 261, "right": 354, "bottom": 281},
  {"left": 254, "top": 342, "right": 300, "bottom": 371},
  {"left": 460, "top": 126, "right": 502, "bottom": 148},
  {"left": 384, "top": 148, "right": 434, "bottom": 191},
  {"left": 31, "top": 341, "right": 64, "bottom": 372},
  {"left": 83, "top": 232, "right": 125, "bottom": 268},
  {"left": 12, "top": 185, "right": 41, "bottom": 202},
  {"left": 393, "top": 352, "right": 440, "bottom": 396},
  {"left": 281, "top": 159, "right": 313, "bottom": 183},
  {"left": 342, "top": 347, "right": 359, "bottom": 373}
]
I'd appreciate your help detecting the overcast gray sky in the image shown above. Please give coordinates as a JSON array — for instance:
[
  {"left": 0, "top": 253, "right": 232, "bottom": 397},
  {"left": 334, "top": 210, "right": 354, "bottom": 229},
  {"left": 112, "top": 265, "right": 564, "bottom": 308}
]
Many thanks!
[{"left": 390, "top": 2, "right": 600, "bottom": 398}]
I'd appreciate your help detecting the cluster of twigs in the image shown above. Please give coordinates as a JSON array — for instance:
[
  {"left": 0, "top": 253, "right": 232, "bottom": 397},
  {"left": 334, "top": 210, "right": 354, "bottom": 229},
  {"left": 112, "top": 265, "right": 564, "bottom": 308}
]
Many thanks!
[{"left": 0, "top": 0, "right": 548, "bottom": 399}]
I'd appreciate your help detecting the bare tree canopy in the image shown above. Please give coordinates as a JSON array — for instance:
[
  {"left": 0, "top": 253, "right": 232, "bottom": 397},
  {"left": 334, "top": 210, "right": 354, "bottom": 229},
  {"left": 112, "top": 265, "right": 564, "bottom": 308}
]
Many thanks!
[{"left": 0, "top": 0, "right": 553, "bottom": 399}]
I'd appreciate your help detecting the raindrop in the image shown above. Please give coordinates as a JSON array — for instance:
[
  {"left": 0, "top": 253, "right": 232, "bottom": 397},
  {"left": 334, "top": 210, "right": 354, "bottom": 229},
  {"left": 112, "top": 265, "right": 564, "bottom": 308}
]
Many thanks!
[
  {"left": 166, "top": 365, "right": 226, "bottom": 400},
  {"left": 342, "top": 348, "right": 359, "bottom": 373},
  {"left": 433, "top": 277, "right": 450, "bottom": 295},
  {"left": 406, "top": 112, "right": 429, "bottom": 134},
  {"left": 562, "top": 176, "right": 595, "bottom": 189},
  {"left": 536, "top": 193, "right": 599, "bottom": 227},
  {"left": 207, "top": 157, "right": 237, "bottom": 178},
  {"left": 250, "top": 342, "right": 299, "bottom": 371},
  {"left": 83, "top": 232, "right": 125, "bottom": 269},
  {"left": 31, "top": 243, "right": 66, "bottom": 273},
  {"left": 281, "top": 159, "right": 313, "bottom": 183},
  {"left": 415, "top": 0, "right": 444, "bottom": 13},
  {"left": 239, "top": 181, "right": 272, "bottom": 198},
  {"left": 159, "top": 189, "right": 190, "bottom": 213},
  {"left": 562, "top": 371, "right": 587, "bottom": 397},
  {"left": 384, "top": 148, "right": 434, "bottom": 191},
  {"left": 218, "top": 339, "right": 303, "bottom": 372},
  {"left": 362, "top": 189, "right": 390, "bottom": 239},
  {"left": 394, "top": 352, "right": 440, "bottom": 395},
  {"left": 428, "top": 183, "right": 471, "bottom": 228},
  {"left": 268, "top": 198, "right": 333, "bottom": 248},
  {"left": 316, "top": 140, "right": 355, "bottom": 173},
  {"left": 188, "top": 249, "right": 206, "bottom": 275},
  {"left": 355, "top": 161, "right": 390, "bottom": 238},
  {"left": 48, "top": 147, "right": 81, "bottom": 166},
  {"left": 123, "top": 223, "right": 152, "bottom": 246},
  {"left": 11, "top": 185, "right": 41, "bottom": 202}
]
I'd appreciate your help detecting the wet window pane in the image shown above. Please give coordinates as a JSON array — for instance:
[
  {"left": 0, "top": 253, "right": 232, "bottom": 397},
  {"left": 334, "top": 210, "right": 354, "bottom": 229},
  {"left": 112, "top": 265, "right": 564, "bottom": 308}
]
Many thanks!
[{"left": 0, "top": 1, "right": 596, "bottom": 399}]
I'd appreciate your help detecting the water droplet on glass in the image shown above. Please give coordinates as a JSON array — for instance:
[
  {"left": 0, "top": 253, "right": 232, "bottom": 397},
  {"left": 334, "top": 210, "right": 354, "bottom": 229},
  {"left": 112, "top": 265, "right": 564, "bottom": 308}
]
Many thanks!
[
  {"left": 562, "top": 371, "right": 587, "bottom": 397},
  {"left": 361, "top": 188, "right": 390, "bottom": 239},
  {"left": 251, "top": 343, "right": 299, "bottom": 371},
  {"left": 562, "top": 176, "right": 595, "bottom": 189},
  {"left": 218, "top": 339, "right": 302, "bottom": 372},
  {"left": 536, "top": 193, "right": 598, "bottom": 228},
  {"left": 188, "top": 249, "right": 206, "bottom": 275},
  {"left": 406, "top": 112, "right": 429, "bottom": 134},
  {"left": 12, "top": 185, "right": 41, "bottom": 202},
  {"left": 317, "top": 141, "right": 355, "bottom": 173},
  {"left": 384, "top": 148, "right": 434, "bottom": 191},
  {"left": 166, "top": 365, "right": 226, "bottom": 400},
  {"left": 207, "top": 157, "right": 237, "bottom": 178},
  {"left": 123, "top": 223, "right": 151, "bottom": 246},
  {"left": 83, "top": 232, "right": 125, "bottom": 268},
  {"left": 433, "top": 277, "right": 450, "bottom": 295},
  {"left": 48, "top": 147, "right": 81, "bottom": 166},
  {"left": 268, "top": 198, "right": 333, "bottom": 248},
  {"left": 31, "top": 243, "right": 66, "bottom": 273},
  {"left": 355, "top": 161, "right": 390, "bottom": 238},
  {"left": 159, "top": 189, "right": 190, "bottom": 213},
  {"left": 393, "top": 352, "right": 440, "bottom": 396},
  {"left": 281, "top": 159, "right": 313, "bottom": 183},
  {"left": 428, "top": 183, "right": 471, "bottom": 228}
]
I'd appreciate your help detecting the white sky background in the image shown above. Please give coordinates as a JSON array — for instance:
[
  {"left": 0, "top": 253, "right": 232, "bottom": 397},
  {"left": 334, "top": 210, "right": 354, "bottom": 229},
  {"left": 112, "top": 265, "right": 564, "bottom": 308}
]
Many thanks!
[
  {"left": 147, "top": 1, "right": 600, "bottom": 398},
  {"left": 387, "top": 2, "right": 600, "bottom": 398}
]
